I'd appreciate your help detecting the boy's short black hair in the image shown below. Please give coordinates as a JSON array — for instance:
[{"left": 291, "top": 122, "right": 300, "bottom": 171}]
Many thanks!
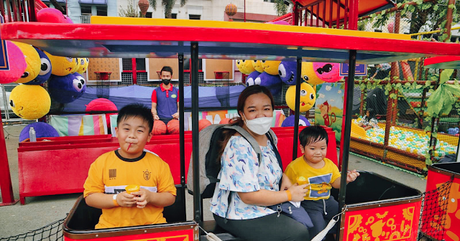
[
  {"left": 117, "top": 103, "right": 154, "bottom": 133},
  {"left": 299, "top": 125, "right": 329, "bottom": 147},
  {"left": 160, "top": 66, "right": 173, "bottom": 76}
]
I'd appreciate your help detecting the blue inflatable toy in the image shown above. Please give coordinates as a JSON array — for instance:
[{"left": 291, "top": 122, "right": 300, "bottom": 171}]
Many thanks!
[
  {"left": 278, "top": 60, "right": 298, "bottom": 85},
  {"left": 48, "top": 73, "right": 87, "bottom": 103},
  {"left": 19, "top": 122, "right": 59, "bottom": 142},
  {"left": 281, "top": 115, "right": 310, "bottom": 127}
]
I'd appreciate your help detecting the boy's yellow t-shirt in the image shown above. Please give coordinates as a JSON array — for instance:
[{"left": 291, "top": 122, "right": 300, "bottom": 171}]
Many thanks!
[
  {"left": 284, "top": 157, "right": 340, "bottom": 201},
  {"left": 84, "top": 150, "right": 176, "bottom": 229}
]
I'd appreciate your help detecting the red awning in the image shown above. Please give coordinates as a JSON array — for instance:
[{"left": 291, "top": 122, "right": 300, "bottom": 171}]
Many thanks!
[{"left": 292, "top": 0, "right": 395, "bottom": 24}]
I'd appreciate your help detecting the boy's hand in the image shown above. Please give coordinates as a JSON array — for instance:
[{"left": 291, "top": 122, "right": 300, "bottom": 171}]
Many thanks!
[
  {"left": 116, "top": 192, "right": 137, "bottom": 207},
  {"left": 132, "top": 189, "right": 150, "bottom": 209},
  {"left": 347, "top": 170, "right": 360, "bottom": 183},
  {"left": 288, "top": 184, "right": 308, "bottom": 202}
]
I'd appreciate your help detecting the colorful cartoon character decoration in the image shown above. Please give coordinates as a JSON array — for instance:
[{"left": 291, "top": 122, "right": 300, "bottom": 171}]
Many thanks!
[
  {"left": 19, "top": 122, "right": 60, "bottom": 142},
  {"left": 45, "top": 51, "right": 78, "bottom": 76},
  {"left": 262, "top": 60, "right": 281, "bottom": 76},
  {"left": 9, "top": 84, "right": 51, "bottom": 120},
  {"left": 319, "top": 100, "right": 336, "bottom": 126},
  {"left": 312, "top": 62, "right": 342, "bottom": 83},
  {"left": 76, "top": 58, "right": 89, "bottom": 74},
  {"left": 12, "top": 41, "right": 41, "bottom": 84},
  {"left": 0, "top": 41, "right": 26, "bottom": 84},
  {"left": 285, "top": 82, "right": 316, "bottom": 112},
  {"left": 252, "top": 60, "right": 264, "bottom": 73},
  {"left": 25, "top": 47, "right": 52, "bottom": 85},
  {"left": 248, "top": 72, "right": 282, "bottom": 96},
  {"left": 245, "top": 71, "right": 261, "bottom": 85},
  {"left": 302, "top": 62, "right": 325, "bottom": 86},
  {"left": 236, "top": 60, "right": 255, "bottom": 75},
  {"left": 278, "top": 60, "right": 297, "bottom": 85},
  {"left": 48, "top": 73, "right": 87, "bottom": 103},
  {"left": 36, "top": 8, "right": 68, "bottom": 23},
  {"left": 281, "top": 115, "right": 310, "bottom": 127}
]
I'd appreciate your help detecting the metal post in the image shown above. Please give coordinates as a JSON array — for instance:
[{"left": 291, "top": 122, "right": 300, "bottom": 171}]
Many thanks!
[
  {"left": 191, "top": 42, "right": 202, "bottom": 228},
  {"left": 178, "top": 52, "right": 186, "bottom": 216},
  {"left": 0, "top": 110, "right": 17, "bottom": 206},
  {"left": 292, "top": 57, "right": 302, "bottom": 160},
  {"left": 337, "top": 50, "right": 357, "bottom": 241},
  {"left": 244, "top": 0, "right": 246, "bottom": 22}
]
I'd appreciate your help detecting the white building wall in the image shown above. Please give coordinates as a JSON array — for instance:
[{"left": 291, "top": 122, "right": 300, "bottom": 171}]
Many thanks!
[{"left": 116, "top": 0, "right": 278, "bottom": 21}]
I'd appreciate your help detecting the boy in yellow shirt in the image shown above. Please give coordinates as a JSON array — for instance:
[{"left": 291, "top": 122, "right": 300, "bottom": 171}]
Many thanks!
[
  {"left": 284, "top": 126, "right": 359, "bottom": 238},
  {"left": 83, "top": 103, "right": 176, "bottom": 229}
]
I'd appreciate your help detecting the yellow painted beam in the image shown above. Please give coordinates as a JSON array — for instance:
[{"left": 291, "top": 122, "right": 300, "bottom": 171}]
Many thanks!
[{"left": 91, "top": 16, "right": 411, "bottom": 41}]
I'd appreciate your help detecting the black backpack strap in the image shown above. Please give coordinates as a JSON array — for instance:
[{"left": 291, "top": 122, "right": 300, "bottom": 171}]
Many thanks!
[{"left": 266, "top": 130, "right": 283, "bottom": 171}]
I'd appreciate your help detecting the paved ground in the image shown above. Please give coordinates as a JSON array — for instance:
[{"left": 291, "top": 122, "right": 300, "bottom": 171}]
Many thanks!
[{"left": 0, "top": 123, "right": 428, "bottom": 239}]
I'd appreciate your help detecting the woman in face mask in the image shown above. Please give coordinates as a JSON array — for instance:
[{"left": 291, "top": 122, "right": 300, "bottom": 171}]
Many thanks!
[{"left": 210, "top": 85, "right": 310, "bottom": 241}]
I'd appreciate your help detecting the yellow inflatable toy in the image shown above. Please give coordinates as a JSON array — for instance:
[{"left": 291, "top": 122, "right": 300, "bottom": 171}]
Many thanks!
[
  {"left": 285, "top": 82, "right": 316, "bottom": 112},
  {"left": 261, "top": 60, "right": 281, "bottom": 75},
  {"left": 302, "top": 62, "right": 325, "bottom": 86},
  {"left": 252, "top": 60, "right": 264, "bottom": 73},
  {"left": 12, "top": 42, "right": 41, "bottom": 84},
  {"left": 9, "top": 84, "right": 51, "bottom": 120},
  {"left": 76, "top": 58, "right": 89, "bottom": 74},
  {"left": 236, "top": 60, "right": 255, "bottom": 75},
  {"left": 45, "top": 51, "right": 78, "bottom": 76}
]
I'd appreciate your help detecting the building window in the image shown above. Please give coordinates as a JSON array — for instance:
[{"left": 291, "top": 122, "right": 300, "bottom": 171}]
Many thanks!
[
  {"left": 189, "top": 14, "right": 200, "bottom": 20},
  {"left": 263, "top": 0, "right": 276, "bottom": 2},
  {"left": 171, "top": 13, "right": 177, "bottom": 19},
  {"left": 146, "top": 12, "right": 152, "bottom": 18}
]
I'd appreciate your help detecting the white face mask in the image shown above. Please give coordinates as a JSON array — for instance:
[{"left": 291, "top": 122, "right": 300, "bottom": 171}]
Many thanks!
[{"left": 243, "top": 115, "right": 273, "bottom": 135}]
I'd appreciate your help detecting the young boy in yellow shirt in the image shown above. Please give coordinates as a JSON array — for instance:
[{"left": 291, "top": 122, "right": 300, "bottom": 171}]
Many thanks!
[
  {"left": 284, "top": 125, "right": 359, "bottom": 238},
  {"left": 83, "top": 103, "right": 176, "bottom": 229}
]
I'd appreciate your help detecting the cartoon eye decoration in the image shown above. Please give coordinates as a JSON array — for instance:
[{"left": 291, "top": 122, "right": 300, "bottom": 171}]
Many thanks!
[
  {"left": 9, "top": 100, "right": 15, "bottom": 108},
  {"left": 242, "top": 60, "right": 246, "bottom": 63},
  {"left": 316, "top": 64, "right": 333, "bottom": 74},
  {"left": 253, "top": 60, "right": 257, "bottom": 63},
  {"left": 303, "top": 75, "right": 309, "bottom": 81},
  {"left": 310, "top": 93, "right": 315, "bottom": 100},
  {"left": 21, "top": 72, "right": 30, "bottom": 78},
  {"left": 299, "top": 120, "right": 307, "bottom": 126},
  {"left": 278, "top": 64, "right": 287, "bottom": 78},
  {"left": 65, "top": 57, "right": 73, "bottom": 62},
  {"left": 261, "top": 60, "right": 266, "bottom": 64},
  {"left": 40, "top": 58, "right": 51, "bottom": 75},
  {"left": 300, "top": 89, "right": 307, "bottom": 96},
  {"left": 254, "top": 77, "right": 261, "bottom": 85},
  {"left": 80, "top": 59, "right": 85, "bottom": 65},
  {"left": 236, "top": 60, "right": 241, "bottom": 65},
  {"left": 73, "top": 75, "right": 86, "bottom": 91}
]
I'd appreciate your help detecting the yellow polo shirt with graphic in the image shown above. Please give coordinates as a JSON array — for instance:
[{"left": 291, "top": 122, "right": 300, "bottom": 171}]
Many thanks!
[{"left": 284, "top": 157, "right": 340, "bottom": 201}]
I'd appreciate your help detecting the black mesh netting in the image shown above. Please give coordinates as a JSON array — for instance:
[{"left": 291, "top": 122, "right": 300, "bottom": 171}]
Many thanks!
[
  {"left": 0, "top": 218, "right": 64, "bottom": 241},
  {"left": 419, "top": 179, "right": 454, "bottom": 240}
]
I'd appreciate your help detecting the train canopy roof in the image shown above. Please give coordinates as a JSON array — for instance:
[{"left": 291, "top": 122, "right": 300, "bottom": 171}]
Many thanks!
[{"left": 2, "top": 17, "right": 460, "bottom": 64}]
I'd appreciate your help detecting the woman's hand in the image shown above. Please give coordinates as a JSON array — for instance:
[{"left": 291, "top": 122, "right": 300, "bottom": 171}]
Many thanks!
[{"left": 287, "top": 184, "right": 308, "bottom": 202}]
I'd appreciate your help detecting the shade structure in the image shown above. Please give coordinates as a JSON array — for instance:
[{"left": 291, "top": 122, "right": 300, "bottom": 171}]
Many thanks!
[{"left": 292, "top": 0, "right": 395, "bottom": 25}]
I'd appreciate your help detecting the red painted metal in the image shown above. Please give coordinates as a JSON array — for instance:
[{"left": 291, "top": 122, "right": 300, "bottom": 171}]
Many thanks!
[
  {"left": 424, "top": 56, "right": 460, "bottom": 69},
  {"left": 0, "top": 111, "right": 18, "bottom": 206},
  {"left": 423, "top": 164, "right": 460, "bottom": 241},
  {"left": 4, "top": 23, "right": 460, "bottom": 59}
]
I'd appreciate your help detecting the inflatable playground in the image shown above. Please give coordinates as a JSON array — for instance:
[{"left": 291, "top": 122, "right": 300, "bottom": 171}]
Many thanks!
[{"left": 1, "top": 0, "right": 460, "bottom": 241}]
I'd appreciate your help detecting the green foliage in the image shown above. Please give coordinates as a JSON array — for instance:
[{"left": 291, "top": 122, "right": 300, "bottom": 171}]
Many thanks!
[
  {"left": 119, "top": 0, "right": 140, "bottom": 17},
  {"left": 274, "top": 0, "right": 290, "bottom": 16},
  {"left": 148, "top": 0, "right": 187, "bottom": 18}
]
